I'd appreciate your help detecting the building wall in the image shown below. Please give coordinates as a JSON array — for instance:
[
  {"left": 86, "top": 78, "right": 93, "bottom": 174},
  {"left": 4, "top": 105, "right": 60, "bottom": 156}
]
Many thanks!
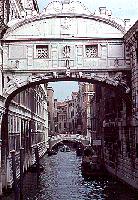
[
  {"left": 0, "top": 0, "right": 48, "bottom": 192},
  {"left": 47, "top": 86, "right": 55, "bottom": 136},
  {"left": 89, "top": 59, "right": 138, "bottom": 189},
  {"left": 70, "top": 92, "right": 78, "bottom": 134},
  {"left": 78, "top": 82, "right": 95, "bottom": 137},
  {"left": 53, "top": 99, "right": 58, "bottom": 134},
  {"left": 85, "top": 22, "right": 138, "bottom": 188},
  {"left": 66, "top": 99, "right": 74, "bottom": 133},
  {"left": 0, "top": 84, "right": 49, "bottom": 188},
  {"left": 121, "top": 20, "right": 138, "bottom": 189},
  {"left": 57, "top": 102, "right": 67, "bottom": 134}
]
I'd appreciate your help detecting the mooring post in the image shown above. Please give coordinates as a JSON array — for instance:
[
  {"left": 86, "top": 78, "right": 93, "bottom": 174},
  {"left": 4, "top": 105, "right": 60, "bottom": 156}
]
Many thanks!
[
  {"left": 20, "top": 147, "right": 24, "bottom": 200},
  {"left": 10, "top": 150, "right": 19, "bottom": 200},
  {"left": 34, "top": 145, "right": 40, "bottom": 178}
]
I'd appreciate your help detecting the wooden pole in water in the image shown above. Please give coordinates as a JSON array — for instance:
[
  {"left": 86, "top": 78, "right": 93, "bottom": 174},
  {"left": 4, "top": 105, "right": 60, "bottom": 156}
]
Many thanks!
[
  {"left": 35, "top": 146, "right": 39, "bottom": 167},
  {"left": 34, "top": 145, "right": 40, "bottom": 183},
  {"left": 20, "top": 147, "right": 24, "bottom": 200},
  {"left": 10, "top": 150, "right": 19, "bottom": 200}
]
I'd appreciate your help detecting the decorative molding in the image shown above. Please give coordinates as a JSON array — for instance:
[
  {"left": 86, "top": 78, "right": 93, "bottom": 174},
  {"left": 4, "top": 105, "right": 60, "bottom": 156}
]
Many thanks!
[{"left": 3, "top": 71, "right": 130, "bottom": 96}]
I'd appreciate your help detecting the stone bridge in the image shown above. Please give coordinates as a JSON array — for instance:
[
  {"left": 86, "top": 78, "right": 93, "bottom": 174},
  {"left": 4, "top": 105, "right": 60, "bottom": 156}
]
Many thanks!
[
  {"left": 48, "top": 134, "right": 91, "bottom": 151},
  {"left": 0, "top": 0, "right": 132, "bottom": 176},
  {"left": 0, "top": 0, "right": 131, "bottom": 184},
  {"left": 1, "top": 0, "right": 131, "bottom": 100}
]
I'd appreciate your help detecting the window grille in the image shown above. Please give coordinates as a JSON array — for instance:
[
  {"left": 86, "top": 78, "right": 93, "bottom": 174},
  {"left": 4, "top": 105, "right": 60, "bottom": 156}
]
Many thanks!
[
  {"left": 85, "top": 45, "right": 98, "bottom": 58},
  {"left": 36, "top": 45, "right": 49, "bottom": 58}
]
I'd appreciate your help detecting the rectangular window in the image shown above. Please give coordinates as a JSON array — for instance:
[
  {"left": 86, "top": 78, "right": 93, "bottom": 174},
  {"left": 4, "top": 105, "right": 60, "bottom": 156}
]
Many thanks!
[
  {"left": 64, "top": 122, "right": 66, "bottom": 128},
  {"left": 36, "top": 45, "right": 49, "bottom": 58},
  {"left": 85, "top": 45, "right": 98, "bottom": 58}
]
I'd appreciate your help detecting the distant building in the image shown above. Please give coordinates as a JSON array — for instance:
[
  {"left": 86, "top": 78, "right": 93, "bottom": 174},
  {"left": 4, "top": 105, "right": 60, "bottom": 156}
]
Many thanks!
[
  {"left": 66, "top": 91, "right": 78, "bottom": 134},
  {"left": 77, "top": 82, "right": 95, "bottom": 137},
  {"left": 57, "top": 101, "right": 67, "bottom": 134},
  {"left": 54, "top": 99, "right": 58, "bottom": 134},
  {"left": 47, "top": 86, "right": 55, "bottom": 136}
]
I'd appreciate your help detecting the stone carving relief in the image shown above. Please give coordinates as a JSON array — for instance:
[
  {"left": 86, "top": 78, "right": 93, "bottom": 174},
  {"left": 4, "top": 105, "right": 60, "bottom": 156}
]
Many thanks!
[
  {"left": 63, "top": 45, "right": 70, "bottom": 58},
  {"left": 52, "top": 1, "right": 63, "bottom": 13},
  {"left": 10, "top": 60, "right": 19, "bottom": 69},
  {"left": 3, "top": 75, "right": 25, "bottom": 95},
  {"left": 108, "top": 72, "right": 130, "bottom": 93},
  {"left": 63, "top": 45, "right": 71, "bottom": 69},
  {"left": 114, "top": 58, "right": 119, "bottom": 67},
  {"left": 42, "top": 1, "right": 91, "bottom": 16},
  {"left": 61, "top": 17, "right": 72, "bottom": 32}
]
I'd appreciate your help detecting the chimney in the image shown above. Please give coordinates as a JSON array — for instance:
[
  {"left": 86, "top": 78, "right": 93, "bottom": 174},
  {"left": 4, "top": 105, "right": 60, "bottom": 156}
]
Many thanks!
[
  {"left": 124, "top": 19, "right": 130, "bottom": 26},
  {"left": 62, "top": 0, "right": 70, "bottom": 4},
  {"left": 107, "top": 10, "right": 112, "bottom": 17},
  {"left": 99, "top": 7, "right": 106, "bottom": 15},
  {"left": 124, "top": 19, "right": 131, "bottom": 31}
]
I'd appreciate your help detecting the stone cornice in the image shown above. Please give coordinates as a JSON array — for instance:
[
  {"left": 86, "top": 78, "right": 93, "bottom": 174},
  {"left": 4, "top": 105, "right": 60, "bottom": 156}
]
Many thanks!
[{"left": 1, "top": 37, "right": 124, "bottom": 43}]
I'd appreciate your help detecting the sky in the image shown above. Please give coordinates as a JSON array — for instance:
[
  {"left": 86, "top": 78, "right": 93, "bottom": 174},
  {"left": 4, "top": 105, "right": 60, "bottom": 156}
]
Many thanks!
[{"left": 37, "top": 0, "right": 138, "bottom": 101}]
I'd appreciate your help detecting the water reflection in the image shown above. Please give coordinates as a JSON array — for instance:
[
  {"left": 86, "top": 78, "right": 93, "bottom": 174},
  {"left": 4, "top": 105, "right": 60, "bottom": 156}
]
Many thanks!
[{"left": 2, "top": 149, "right": 138, "bottom": 200}]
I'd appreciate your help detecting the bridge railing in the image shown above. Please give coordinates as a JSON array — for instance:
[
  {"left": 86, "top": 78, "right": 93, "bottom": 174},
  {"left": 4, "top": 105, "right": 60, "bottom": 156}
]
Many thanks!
[{"left": 49, "top": 134, "right": 90, "bottom": 142}]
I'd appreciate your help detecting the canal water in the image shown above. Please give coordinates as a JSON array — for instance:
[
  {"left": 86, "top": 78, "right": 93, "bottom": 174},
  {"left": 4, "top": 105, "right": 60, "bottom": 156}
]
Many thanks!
[{"left": 2, "top": 149, "right": 138, "bottom": 200}]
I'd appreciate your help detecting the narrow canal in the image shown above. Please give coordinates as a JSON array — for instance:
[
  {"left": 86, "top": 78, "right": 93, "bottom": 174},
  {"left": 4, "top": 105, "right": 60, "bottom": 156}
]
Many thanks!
[{"left": 2, "top": 149, "right": 138, "bottom": 200}]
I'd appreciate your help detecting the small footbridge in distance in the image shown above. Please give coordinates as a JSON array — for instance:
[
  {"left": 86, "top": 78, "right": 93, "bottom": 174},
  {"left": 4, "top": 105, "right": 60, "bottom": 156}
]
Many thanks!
[{"left": 48, "top": 134, "right": 91, "bottom": 151}]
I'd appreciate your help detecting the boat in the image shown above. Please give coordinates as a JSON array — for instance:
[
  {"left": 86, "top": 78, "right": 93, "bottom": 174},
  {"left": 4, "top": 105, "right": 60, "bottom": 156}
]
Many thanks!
[
  {"left": 47, "top": 149, "right": 57, "bottom": 156},
  {"left": 76, "top": 147, "right": 83, "bottom": 156},
  {"left": 81, "top": 147, "right": 105, "bottom": 177},
  {"left": 60, "top": 145, "right": 70, "bottom": 152},
  {"left": 28, "top": 164, "right": 44, "bottom": 173}
]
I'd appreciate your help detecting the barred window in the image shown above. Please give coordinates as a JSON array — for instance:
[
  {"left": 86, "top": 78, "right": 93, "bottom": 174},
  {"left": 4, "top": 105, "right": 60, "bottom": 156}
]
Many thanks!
[
  {"left": 36, "top": 45, "right": 49, "bottom": 58},
  {"left": 85, "top": 45, "right": 98, "bottom": 58}
]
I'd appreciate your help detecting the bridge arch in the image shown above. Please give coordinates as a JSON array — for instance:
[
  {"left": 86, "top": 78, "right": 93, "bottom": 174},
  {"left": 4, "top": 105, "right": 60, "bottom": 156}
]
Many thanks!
[
  {"left": 4, "top": 72, "right": 130, "bottom": 99},
  {"left": 1, "top": 73, "right": 131, "bottom": 156},
  {"left": 50, "top": 140, "right": 85, "bottom": 151},
  {"left": 48, "top": 134, "right": 91, "bottom": 151}
]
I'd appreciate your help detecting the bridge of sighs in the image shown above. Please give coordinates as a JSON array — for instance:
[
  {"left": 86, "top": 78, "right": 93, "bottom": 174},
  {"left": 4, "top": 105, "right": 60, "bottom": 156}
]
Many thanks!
[{"left": 0, "top": 0, "right": 135, "bottom": 191}]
